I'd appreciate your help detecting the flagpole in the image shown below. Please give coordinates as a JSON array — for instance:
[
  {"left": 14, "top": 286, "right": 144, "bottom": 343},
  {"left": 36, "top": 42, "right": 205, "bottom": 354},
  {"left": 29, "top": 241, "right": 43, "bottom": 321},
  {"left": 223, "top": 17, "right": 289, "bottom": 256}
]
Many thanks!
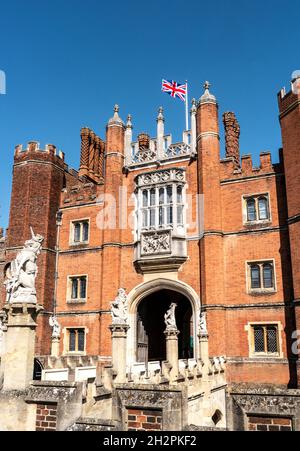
[{"left": 185, "top": 80, "right": 189, "bottom": 131}]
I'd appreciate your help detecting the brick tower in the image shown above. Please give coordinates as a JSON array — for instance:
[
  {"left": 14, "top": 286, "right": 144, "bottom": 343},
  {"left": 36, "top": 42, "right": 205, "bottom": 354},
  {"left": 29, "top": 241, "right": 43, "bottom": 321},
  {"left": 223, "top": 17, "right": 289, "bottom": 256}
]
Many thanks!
[{"left": 5, "top": 142, "right": 66, "bottom": 354}]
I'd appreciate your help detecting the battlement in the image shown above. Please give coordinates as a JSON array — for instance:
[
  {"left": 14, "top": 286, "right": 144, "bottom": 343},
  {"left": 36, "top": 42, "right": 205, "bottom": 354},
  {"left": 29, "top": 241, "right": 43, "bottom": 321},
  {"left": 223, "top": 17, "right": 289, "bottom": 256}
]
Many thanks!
[
  {"left": 220, "top": 150, "right": 282, "bottom": 181},
  {"left": 277, "top": 74, "right": 300, "bottom": 116},
  {"left": 14, "top": 141, "right": 66, "bottom": 165}
]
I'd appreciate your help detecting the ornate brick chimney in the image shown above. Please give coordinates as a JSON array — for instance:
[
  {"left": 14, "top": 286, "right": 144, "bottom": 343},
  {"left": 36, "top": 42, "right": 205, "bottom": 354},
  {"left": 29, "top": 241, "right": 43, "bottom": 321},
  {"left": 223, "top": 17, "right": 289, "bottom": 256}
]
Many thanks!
[{"left": 223, "top": 112, "right": 240, "bottom": 167}]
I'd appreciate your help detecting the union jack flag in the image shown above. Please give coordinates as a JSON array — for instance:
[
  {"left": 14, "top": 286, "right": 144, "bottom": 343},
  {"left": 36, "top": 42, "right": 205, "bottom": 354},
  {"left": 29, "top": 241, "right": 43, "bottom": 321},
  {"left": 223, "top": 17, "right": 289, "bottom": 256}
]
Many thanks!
[{"left": 162, "top": 79, "right": 187, "bottom": 102}]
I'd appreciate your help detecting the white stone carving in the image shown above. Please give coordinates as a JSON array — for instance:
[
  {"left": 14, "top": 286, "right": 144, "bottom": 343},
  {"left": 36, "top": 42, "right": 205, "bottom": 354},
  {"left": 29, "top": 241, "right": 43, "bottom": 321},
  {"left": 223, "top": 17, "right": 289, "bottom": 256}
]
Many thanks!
[
  {"left": 164, "top": 143, "right": 191, "bottom": 158},
  {"left": 141, "top": 231, "right": 171, "bottom": 255},
  {"left": 4, "top": 228, "right": 44, "bottom": 304},
  {"left": 164, "top": 303, "right": 178, "bottom": 330},
  {"left": 137, "top": 169, "right": 185, "bottom": 188},
  {"left": 111, "top": 288, "right": 128, "bottom": 324},
  {"left": 134, "top": 147, "right": 157, "bottom": 163},
  {"left": 199, "top": 312, "right": 208, "bottom": 336},
  {"left": 49, "top": 316, "right": 61, "bottom": 339}
]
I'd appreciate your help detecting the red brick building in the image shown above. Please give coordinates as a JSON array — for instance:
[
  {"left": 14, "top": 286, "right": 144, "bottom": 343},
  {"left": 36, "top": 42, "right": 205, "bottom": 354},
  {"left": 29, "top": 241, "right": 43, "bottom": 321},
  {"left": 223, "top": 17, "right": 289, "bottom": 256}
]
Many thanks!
[{"left": 1, "top": 73, "right": 300, "bottom": 430}]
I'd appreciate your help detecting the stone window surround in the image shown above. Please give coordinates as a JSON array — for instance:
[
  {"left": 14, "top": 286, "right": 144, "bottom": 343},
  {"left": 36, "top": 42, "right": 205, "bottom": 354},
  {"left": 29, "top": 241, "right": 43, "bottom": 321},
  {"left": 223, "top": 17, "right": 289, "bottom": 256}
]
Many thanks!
[
  {"left": 134, "top": 168, "right": 187, "bottom": 242},
  {"left": 245, "top": 259, "right": 277, "bottom": 295},
  {"left": 69, "top": 217, "right": 90, "bottom": 246},
  {"left": 62, "top": 326, "right": 88, "bottom": 356},
  {"left": 245, "top": 321, "right": 283, "bottom": 359},
  {"left": 242, "top": 192, "right": 272, "bottom": 225},
  {"left": 66, "top": 274, "right": 88, "bottom": 304}
]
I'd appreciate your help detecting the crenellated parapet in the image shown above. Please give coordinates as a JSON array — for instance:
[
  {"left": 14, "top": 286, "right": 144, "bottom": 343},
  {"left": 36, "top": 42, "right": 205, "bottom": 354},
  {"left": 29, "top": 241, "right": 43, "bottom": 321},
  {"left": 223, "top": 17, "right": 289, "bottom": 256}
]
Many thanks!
[
  {"left": 14, "top": 141, "right": 66, "bottom": 168},
  {"left": 220, "top": 150, "right": 283, "bottom": 181}
]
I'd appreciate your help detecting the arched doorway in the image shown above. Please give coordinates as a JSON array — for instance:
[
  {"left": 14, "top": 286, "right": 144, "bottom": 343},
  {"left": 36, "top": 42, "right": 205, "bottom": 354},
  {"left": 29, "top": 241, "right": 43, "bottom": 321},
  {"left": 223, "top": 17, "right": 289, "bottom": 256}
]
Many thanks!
[
  {"left": 33, "top": 358, "right": 43, "bottom": 380},
  {"left": 136, "top": 289, "right": 194, "bottom": 362}
]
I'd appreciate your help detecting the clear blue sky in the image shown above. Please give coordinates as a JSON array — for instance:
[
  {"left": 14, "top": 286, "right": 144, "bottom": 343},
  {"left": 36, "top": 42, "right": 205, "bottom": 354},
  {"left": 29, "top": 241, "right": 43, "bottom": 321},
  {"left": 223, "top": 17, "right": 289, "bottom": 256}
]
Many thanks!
[{"left": 0, "top": 0, "right": 299, "bottom": 230}]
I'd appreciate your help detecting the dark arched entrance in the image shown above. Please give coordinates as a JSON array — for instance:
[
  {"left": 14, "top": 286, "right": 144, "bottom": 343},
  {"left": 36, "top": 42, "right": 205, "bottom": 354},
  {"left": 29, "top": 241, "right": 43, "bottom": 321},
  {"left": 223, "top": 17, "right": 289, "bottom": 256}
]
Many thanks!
[
  {"left": 136, "top": 289, "right": 193, "bottom": 362},
  {"left": 33, "top": 358, "right": 43, "bottom": 380}
]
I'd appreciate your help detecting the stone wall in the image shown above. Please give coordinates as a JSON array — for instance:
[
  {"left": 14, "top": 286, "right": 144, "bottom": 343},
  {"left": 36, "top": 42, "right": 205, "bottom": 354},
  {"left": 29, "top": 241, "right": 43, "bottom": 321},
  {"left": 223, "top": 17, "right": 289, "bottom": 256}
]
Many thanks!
[{"left": 227, "top": 384, "right": 300, "bottom": 431}]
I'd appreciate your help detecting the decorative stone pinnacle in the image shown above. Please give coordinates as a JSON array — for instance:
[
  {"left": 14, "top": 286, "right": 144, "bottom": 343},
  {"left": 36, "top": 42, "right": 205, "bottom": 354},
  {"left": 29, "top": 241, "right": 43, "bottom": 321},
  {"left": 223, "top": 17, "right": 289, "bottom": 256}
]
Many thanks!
[
  {"left": 114, "top": 104, "right": 119, "bottom": 113},
  {"left": 191, "top": 98, "right": 197, "bottom": 112},
  {"left": 126, "top": 114, "right": 133, "bottom": 128},
  {"left": 157, "top": 106, "right": 164, "bottom": 122}
]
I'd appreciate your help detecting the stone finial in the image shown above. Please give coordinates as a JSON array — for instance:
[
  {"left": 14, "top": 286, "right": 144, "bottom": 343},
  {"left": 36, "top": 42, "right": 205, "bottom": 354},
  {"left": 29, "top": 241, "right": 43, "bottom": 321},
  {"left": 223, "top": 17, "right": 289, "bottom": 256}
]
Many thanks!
[
  {"left": 223, "top": 111, "right": 241, "bottom": 167},
  {"left": 108, "top": 104, "right": 124, "bottom": 126},
  {"left": 157, "top": 106, "right": 164, "bottom": 122},
  {"left": 126, "top": 114, "right": 133, "bottom": 129},
  {"left": 199, "top": 311, "right": 208, "bottom": 336},
  {"left": 191, "top": 98, "right": 197, "bottom": 113},
  {"left": 199, "top": 80, "right": 216, "bottom": 104},
  {"left": 49, "top": 315, "right": 61, "bottom": 339}
]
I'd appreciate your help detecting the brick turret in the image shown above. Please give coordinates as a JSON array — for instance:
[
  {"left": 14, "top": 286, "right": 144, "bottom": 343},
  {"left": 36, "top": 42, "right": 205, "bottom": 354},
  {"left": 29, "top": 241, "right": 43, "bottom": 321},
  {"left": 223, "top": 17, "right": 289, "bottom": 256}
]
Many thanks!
[
  {"left": 197, "top": 82, "right": 225, "bottom": 356},
  {"left": 99, "top": 105, "right": 126, "bottom": 356},
  {"left": 278, "top": 74, "right": 300, "bottom": 385}
]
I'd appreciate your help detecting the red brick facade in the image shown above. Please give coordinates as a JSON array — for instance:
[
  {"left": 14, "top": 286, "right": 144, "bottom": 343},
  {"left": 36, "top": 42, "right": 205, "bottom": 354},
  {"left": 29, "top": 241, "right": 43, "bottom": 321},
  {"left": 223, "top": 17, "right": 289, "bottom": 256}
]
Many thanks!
[{"left": 2, "top": 75, "right": 300, "bottom": 389}]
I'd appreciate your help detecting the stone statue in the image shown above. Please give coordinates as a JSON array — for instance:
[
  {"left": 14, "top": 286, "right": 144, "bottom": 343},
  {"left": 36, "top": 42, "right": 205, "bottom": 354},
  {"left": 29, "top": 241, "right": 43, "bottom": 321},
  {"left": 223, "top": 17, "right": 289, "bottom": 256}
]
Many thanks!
[
  {"left": 164, "top": 303, "right": 177, "bottom": 330},
  {"left": 4, "top": 227, "right": 44, "bottom": 304},
  {"left": 111, "top": 288, "right": 128, "bottom": 324},
  {"left": 49, "top": 316, "right": 61, "bottom": 339},
  {"left": 199, "top": 311, "right": 208, "bottom": 336}
]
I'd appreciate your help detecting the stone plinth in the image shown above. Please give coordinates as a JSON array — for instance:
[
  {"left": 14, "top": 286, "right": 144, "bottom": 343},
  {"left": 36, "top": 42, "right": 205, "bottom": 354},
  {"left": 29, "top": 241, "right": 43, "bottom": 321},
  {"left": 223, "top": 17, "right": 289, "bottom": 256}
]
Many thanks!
[
  {"left": 164, "top": 327, "right": 180, "bottom": 382},
  {"left": 109, "top": 323, "right": 129, "bottom": 383},
  {"left": 2, "top": 303, "right": 43, "bottom": 391},
  {"left": 51, "top": 337, "right": 60, "bottom": 358}
]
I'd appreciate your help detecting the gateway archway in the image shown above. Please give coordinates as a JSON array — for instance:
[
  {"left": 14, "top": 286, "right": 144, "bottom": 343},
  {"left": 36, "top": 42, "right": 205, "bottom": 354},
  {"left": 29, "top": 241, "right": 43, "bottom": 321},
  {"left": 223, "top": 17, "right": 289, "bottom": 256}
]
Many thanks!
[
  {"left": 126, "top": 279, "right": 201, "bottom": 365},
  {"left": 137, "top": 289, "right": 193, "bottom": 362}
]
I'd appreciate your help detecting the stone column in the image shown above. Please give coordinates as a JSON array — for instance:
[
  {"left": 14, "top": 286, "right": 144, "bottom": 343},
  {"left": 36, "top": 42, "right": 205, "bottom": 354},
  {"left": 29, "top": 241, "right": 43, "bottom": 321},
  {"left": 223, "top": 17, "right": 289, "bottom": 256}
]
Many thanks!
[
  {"left": 125, "top": 114, "right": 133, "bottom": 166},
  {"left": 51, "top": 337, "right": 60, "bottom": 358},
  {"left": 164, "top": 327, "right": 180, "bottom": 382},
  {"left": 156, "top": 107, "right": 165, "bottom": 159},
  {"left": 109, "top": 324, "right": 129, "bottom": 383},
  {"left": 190, "top": 98, "right": 197, "bottom": 153},
  {"left": 198, "top": 333, "right": 209, "bottom": 364},
  {"left": 2, "top": 302, "right": 43, "bottom": 391}
]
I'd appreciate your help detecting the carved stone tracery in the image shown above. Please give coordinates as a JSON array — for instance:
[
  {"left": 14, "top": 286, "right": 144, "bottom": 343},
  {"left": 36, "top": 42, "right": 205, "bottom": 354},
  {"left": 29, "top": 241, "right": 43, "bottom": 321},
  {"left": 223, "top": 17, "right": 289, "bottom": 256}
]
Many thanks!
[{"left": 141, "top": 231, "right": 171, "bottom": 256}]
